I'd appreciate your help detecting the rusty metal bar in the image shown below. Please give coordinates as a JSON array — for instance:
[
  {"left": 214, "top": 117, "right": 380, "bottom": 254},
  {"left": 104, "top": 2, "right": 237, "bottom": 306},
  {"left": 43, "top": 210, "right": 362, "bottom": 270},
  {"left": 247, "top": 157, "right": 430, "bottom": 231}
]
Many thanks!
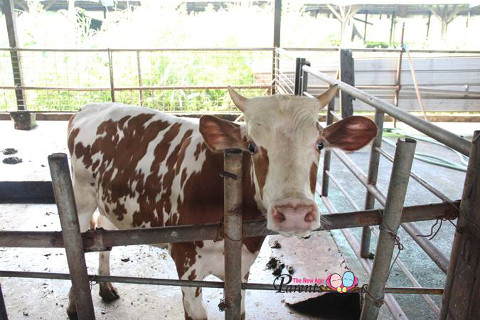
[
  {"left": 303, "top": 66, "right": 472, "bottom": 156},
  {"left": 361, "top": 138, "right": 416, "bottom": 320},
  {"left": 223, "top": 149, "right": 243, "bottom": 320},
  {"left": 393, "top": 23, "right": 405, "bottom": 128},
  {"left": 2, "top": 0, "right": 26, "bottom": 110},
  {"left": 0, "top": 270, "right": 444, "bottom": 295},
  {"left": 441, "top": 130, "right": 480, "bottom": 319},
  {"left": 0, "top": 283, "right": 8, "bottom": 320},
  {"left": 108, "top": 49, "right": 115, "bottom": 102},
  {"left": 48, "top": 153, "right": 95, "bottom": 320},
  {"left": 136, "top": 50, "right": 143, "bottom": 106},
  {"left": 361, "top": 109, "right": 385, "bottom": 258},
  {"left": 0, "top": 201, "right": 458, "bottom": 250}
]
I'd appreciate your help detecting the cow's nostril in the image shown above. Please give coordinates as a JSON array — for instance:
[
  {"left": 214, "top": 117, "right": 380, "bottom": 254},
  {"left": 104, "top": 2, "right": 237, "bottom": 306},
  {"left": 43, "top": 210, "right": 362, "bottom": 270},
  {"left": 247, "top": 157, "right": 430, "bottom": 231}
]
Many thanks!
[
  {"left": 273, "top": 208, "right": 286, "bottom": 222},
  {"left": 304, "top": 211, "right": 315, "bottom": 222}
]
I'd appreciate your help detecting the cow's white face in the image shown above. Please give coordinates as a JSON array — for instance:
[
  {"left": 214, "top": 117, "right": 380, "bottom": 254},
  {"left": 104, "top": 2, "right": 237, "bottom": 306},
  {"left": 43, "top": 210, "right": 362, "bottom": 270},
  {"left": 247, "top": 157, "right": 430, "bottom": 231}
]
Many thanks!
[{"left": 200, "top": 86, "right": 377, "bottom": 237}]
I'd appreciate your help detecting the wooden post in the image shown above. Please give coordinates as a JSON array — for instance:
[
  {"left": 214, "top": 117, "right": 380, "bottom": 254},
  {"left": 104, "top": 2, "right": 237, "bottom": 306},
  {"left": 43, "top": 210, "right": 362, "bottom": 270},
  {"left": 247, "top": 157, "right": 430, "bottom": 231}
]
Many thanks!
[
  {"left": 440, "top": 131, "right": 480, "bottom": 320},
  {"left": 2, "top": 0, "right": 26, "bottom": 110},
  {"left": 48, "top": 153, "right": 95, "bottom": 320},
  {"left": 223, "top": 149, "right": 243, "bottom": 320},
  {"left": 360, "top": 138, "right": 416, "bottom": 320},
  {"left": 339, "top": 49, "right": 354, "bottom": 118}
]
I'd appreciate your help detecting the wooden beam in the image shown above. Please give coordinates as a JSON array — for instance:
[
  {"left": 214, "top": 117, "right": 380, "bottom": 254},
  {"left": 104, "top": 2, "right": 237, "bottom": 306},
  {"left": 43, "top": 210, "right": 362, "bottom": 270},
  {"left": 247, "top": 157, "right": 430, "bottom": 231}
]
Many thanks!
[{"left": 441, "top": 131, "right": 480, "bottom": 319}]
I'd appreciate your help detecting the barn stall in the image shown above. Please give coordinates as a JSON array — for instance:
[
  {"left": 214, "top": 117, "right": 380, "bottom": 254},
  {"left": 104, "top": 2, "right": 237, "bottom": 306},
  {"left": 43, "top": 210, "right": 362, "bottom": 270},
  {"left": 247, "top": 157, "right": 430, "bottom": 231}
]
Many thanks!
[{"left": 1, "top": 1, "right": 480, "bottom": 320}]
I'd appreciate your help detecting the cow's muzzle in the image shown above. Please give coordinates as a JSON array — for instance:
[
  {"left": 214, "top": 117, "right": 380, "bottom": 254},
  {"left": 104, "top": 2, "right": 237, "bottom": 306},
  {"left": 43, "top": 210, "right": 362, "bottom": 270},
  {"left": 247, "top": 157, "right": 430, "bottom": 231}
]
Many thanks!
[{"left": 268, "top": 198, "right": 320, "bottom": 236}]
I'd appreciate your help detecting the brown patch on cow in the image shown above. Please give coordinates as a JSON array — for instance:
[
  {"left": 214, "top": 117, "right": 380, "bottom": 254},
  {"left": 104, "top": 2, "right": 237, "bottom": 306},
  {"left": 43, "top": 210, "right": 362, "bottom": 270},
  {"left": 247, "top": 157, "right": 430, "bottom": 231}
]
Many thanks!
[
  {"left": 68, "top": 128, "right": 79, "bottom": 155},
  {"left": 193, "top": 142, "right": 204, "bottom": 160},
  {"left": 195, "top": 287, "right": 201, "bottom": 297},
  {"left": 188, "top": 269, "right": 196, "bottom": 281},
  {"left": 132, "top": 122, "right": 182, "bottom": 227},
  {"left": 310, "top": 162, "right": 318, "bottom": 194},
  {"left": 252, "top": 146, "right": 269, "bottom": 199},
  {"left": 171, "top": 242, "right": 199, "bottom": 279}
]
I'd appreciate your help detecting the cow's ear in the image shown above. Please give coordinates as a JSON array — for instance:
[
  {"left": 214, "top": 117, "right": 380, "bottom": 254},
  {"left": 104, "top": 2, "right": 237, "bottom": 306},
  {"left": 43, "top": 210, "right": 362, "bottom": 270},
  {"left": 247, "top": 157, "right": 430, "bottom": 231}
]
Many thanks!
[
  {"left": 199, "top": 115, "right": 243, "bottom": 152},
  {"left": 322, "top": 116, "right": 377, "bottom": 151}
]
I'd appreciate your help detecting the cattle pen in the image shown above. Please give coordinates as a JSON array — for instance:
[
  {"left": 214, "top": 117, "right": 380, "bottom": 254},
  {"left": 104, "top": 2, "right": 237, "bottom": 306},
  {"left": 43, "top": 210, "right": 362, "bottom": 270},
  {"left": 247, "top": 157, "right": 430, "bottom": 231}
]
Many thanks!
[{"left": 0, "top": 45, "right": 479, "bottom": 320}]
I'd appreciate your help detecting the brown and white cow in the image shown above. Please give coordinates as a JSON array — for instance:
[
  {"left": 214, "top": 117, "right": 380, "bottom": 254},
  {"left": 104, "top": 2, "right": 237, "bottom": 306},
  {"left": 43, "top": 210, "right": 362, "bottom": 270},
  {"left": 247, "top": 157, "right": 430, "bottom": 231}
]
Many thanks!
[{"left": 67, "top": 86, "right": 377, "bottom": 319}]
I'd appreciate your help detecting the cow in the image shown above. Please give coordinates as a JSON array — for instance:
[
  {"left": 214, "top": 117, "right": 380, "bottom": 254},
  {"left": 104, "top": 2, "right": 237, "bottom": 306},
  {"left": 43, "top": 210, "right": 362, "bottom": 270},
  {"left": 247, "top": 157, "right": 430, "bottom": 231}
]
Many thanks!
[{"left": 66, "top": 86, "right": 377, "bottom": 320}]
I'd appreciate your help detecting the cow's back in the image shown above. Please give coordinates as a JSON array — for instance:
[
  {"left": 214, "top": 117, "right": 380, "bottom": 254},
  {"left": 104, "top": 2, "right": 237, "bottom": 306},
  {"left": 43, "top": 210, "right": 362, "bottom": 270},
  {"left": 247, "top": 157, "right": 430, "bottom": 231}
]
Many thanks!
[{"left": 68, "top": 103, "right": 209, "bottom": 229}]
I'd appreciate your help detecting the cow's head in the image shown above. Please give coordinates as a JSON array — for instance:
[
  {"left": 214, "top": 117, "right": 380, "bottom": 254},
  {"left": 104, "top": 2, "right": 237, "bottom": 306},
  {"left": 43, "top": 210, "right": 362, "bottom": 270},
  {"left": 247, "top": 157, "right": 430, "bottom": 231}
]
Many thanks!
[{"left": 199, "top": 86, "right": 377, "bottom": 236}]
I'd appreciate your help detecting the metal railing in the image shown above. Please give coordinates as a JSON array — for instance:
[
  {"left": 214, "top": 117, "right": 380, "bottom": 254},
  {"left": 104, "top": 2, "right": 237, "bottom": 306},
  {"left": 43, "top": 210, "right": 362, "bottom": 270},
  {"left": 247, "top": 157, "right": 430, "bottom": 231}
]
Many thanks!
[{"left": 295, "top": 49, "right": 474, "bottom": 319}]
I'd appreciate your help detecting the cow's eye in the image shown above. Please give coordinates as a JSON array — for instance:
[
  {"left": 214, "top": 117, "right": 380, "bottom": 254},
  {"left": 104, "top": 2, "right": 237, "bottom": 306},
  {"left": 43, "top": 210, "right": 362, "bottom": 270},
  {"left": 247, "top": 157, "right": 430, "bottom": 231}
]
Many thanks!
[
  {"left": 317, "top": 141, "right": 324, "bottom": 152},
  {"left": 247, "top": 142, "right": 257, "bottom": 154}
]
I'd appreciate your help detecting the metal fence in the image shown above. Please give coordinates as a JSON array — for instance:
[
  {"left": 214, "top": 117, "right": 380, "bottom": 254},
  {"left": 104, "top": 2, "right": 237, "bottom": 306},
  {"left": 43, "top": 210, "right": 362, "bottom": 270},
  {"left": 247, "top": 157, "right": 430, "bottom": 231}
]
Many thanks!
[
  {"left": 289, "top": 50, "right": 476, "bottom": 319},
  {"left": 0, "top": 48, "right": 479, "bottom": 320},
  {"left": 0, "top": 47, "right": 273, "bottom": 112}
]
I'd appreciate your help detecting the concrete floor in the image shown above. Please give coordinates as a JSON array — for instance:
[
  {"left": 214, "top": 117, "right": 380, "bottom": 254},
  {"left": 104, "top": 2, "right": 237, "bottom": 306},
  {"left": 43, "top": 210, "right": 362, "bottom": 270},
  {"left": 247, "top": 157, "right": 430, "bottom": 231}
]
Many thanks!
[{"left": 0, "top": 119, "right": 478, "bottom": 319}]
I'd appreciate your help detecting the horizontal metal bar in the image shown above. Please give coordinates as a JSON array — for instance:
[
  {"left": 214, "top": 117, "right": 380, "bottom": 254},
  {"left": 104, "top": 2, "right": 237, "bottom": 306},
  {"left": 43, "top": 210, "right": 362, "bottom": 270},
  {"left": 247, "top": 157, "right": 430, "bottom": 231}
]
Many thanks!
[
  {"left": 321, "top": 196, "right": 408, "bottom": 320},
  {"left": 331, "top": 148, "right": 451, "bottom": 274},
  {"left": 303, "top": 66, "right": 472, "bottom": 156},
  {"left": 323, "top": 169, "right": 441, "bottom": 315},
  {"left": 282, "top": 47, "right": 480, "bottom": 54},
  {"left": 0, "top": 47, "right": 274, "bottom": 52},
  {"left": 332, "top": 149, "right": 387, "bottom": 204},
  {"left": 376, "top": 147, "right": 453, "bottom": 203},
  {"left": 0, "top": 270, "right": 444, "bottom": 295},
  {"left": 0, "top": 85, "right": 271, "bottom": 91},
  {"left": 0, "top": 202, "right": 458, "bottom": 250}
]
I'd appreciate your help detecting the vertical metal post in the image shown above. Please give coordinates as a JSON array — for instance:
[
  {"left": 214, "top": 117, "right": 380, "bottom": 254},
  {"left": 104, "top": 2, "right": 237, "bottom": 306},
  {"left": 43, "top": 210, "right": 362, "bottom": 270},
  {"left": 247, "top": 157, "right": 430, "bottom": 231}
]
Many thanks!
[
  {"left": 360, "top": 109, "right": 385, "bottom": 258},
  {"left": 48, "top": 153, "right": 95, "bottom": 320},
  {"left": 393, "top": 23, "right": 405, "bottom": 128},
  {"left": 339, "top": 49, "right": 354, "bottom": 118},
  {"left": 136, "top": 50, "right": 143, "bottom": 106},
  {"left": 2, "top": 0, "right": 26, "bottom": 110},
  {"left": 300, "top": 61, "right": 311, "bottom": 96},
  {"left": 271, "top": 0, "right": 282, "bottom": 95},
  {"left": 321, "top": 89, "right": 336, "bottom": 197},
  {"left": 440, "top": 131, "right": 480, "bottom": 320},
  {"left": 0, "top": 283, "right": 8, "bottom": 320},
  {"left": 389, "top": 11, "right": 396, "bottom": 46},
  {"left": 108, "top": 49, "right": 115, "bottom": 102},
  {"left": 294, "top": 58, "right": 306, "bottom": 96},
  {"left": 360, "top": 138, "right": 416, "bottom": 320},
  {"left": 223, "top": 149, "right": 243, "bottom": 320}
]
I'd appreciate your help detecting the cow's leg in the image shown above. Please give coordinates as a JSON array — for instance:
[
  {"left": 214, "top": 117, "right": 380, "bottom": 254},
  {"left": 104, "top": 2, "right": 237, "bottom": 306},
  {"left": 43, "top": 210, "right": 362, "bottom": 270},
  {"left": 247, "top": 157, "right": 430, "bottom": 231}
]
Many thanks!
[
  {"left": 96, "top": 215, "right": 120, "bottom": 302},
  {"left": 170, "top": 243, "right": 207, "bottom": 320},
  {"left": 181, "top": 285, "right": 207, "bottom": 320},
  {"left": 66, "top": 177, "right": 97, "bottom": 320}
]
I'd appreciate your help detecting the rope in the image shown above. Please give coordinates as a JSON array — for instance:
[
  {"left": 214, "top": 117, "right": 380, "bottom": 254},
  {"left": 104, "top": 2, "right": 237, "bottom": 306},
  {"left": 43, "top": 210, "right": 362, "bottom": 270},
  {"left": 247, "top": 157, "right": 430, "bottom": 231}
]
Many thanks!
[{"left": 361, "top": 284, "right": 384, "bottom": 308}]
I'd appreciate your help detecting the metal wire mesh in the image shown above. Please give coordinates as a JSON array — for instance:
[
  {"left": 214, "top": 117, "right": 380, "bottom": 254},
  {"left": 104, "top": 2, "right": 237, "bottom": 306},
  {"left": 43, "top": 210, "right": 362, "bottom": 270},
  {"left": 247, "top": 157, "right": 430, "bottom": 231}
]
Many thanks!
[{"left": 0, "top": 48, "right": 273, "bottom": 112}]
